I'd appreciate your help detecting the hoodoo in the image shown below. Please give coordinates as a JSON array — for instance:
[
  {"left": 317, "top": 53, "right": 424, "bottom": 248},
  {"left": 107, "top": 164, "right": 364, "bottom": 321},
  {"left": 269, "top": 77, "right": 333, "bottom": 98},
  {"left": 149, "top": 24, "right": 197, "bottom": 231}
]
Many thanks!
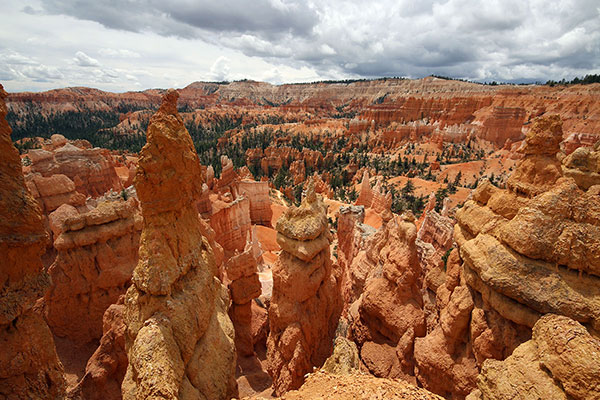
[
  {"left": 0, "top": 84, "right": 66, "bottom": 398},
  {"left": 267, "top": 179, "right": 342, "bottom": 395},
  {"left": 121, "top": 89, "right": 237, "bottom": 399}
]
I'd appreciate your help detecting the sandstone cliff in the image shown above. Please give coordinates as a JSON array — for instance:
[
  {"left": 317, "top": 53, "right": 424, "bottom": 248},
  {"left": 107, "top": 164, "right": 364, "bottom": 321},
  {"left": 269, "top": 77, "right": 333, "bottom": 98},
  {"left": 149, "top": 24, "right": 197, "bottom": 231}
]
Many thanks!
[
  {"left": 122, "top": 90, "right": 237, "bottom": 399},
  {"left": 267, "top": 180, "right": 342, "bottom": 395},
  {"left": 28, "top": 137, "right": 123, "bottom": 198},
  {"left": 469, "top": 314, "right": 600, "bottom": 400},
  {"left": 348, "top": 211, "right": 426, "bottom": 385},
  {"left": 0, "top": 83, "right": 66, "bottom": 398},
  {"left": 44, "top": 198, "right": 141, "bottom": 344},
  {"left": 414, "top": 115, "right": 600, "bottom": 398}
]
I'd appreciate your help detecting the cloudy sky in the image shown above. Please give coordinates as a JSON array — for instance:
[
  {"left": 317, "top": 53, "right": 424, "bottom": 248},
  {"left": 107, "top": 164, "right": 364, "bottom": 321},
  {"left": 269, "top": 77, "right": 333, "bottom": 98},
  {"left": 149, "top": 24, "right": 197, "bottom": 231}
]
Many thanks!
[{"left": 1, "top": 0, "right": 599, "bottom": 92}]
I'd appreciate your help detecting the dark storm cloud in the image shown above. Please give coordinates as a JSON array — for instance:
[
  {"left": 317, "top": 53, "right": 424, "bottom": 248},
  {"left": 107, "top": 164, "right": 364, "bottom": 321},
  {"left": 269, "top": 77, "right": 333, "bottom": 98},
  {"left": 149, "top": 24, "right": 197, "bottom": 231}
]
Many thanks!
[
  {"left": 27, "top": 0, "right": 600, "bottom": 83},
  {"left": 39, "top": 0, "right": 318, "bottom": 38}
]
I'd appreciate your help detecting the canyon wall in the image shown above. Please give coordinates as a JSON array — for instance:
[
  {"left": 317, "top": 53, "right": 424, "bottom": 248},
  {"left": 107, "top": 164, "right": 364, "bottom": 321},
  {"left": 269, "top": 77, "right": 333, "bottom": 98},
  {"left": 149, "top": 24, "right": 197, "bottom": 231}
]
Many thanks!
[
  {"left": 0, "top": 84, "right": 66, "bottom": 399},
  {"left": 414, "top": 115, "right": 600, "bottom": 398},
  {"left": 44, "top": 198, "right": 141, "bottom": 344}
]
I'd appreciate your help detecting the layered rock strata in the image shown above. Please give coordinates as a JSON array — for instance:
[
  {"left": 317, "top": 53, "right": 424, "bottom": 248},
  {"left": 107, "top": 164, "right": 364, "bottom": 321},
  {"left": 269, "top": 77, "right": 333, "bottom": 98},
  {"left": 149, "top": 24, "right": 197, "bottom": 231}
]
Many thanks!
[
  {"left": 44, "top": 198, "right": 141, "bottom": 343},
  {"left": 0, "top": 84, "right": 66, "bottom": 398},
  {"left": 122, "top": 90, "right": 237, "bottom": 400},
  {"left": 28, "top": 139, "right": 122, "bottom": 198},
  {"left": 267, "top": 180, "right": 341, "bottom": 395},
  {"left": 355, "top": 171, "right": 392, "bottom": 213},
  {"left": 225, "top": 239, "right": 262, "bottom": 356},
  {"left": 237, "top": 180, "right": 273, "bottom": 226},
  {"left": 348, "top": 211, "right": 426, "bottom": 384},
  {"left": 469, "top": 314, "right": 600, "bottom": 400},
  {"left": 414, "top": 115, "right": 600, "bottom": 398},
  {"left": 72, "top": 297, "right": 127, "bottom": 400}
]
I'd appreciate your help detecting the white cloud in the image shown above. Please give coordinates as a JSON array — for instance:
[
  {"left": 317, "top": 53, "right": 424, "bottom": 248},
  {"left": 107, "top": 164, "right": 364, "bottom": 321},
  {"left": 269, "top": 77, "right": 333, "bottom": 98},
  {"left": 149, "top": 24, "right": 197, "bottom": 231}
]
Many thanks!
[
  {"left": 98, "top": 48, "right": 141, "bottom": 58},
  {"left": 73, "top": 51, "right": 100, "bottom": 67},
  {"left": 209, "top": 56, "right": 231, "bottom": 81},
  {"left": 1, "top": 0, "right": 599, "bottom": 92}
]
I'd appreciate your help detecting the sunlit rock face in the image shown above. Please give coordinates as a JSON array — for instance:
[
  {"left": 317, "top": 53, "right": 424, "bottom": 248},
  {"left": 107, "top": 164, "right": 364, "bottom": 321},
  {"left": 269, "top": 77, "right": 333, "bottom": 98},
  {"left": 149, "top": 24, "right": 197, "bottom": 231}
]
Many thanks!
[
  {"left": 267, "top": 180, "right": 342, "bottom": 395},
  {"left": 414, "top": 115, "right": 600, "bottom": 399},
  {"left": 469, "top": 314, "right": 600, "bottom": 400},
  {"left": 122, "top": 90, "right": 237, "bottom": 400},
  {"left": 44, "top": 197, "right": 141, "bottom": 344},
  {"left": 0, "top": 84, "right": 66, "bottom": 399},
  {"left": 347, "top": 211, "right": 426, "bottom": 385}
]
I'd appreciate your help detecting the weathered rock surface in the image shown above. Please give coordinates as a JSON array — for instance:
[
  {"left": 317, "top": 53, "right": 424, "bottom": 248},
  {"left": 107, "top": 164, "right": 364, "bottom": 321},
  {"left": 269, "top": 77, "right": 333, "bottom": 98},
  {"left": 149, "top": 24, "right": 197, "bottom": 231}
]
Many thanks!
[
  {"left": 562, "top": 139, "right": 600, "bottom": 189},
  {"left": 237, "top": 180, "right": 273, "bottom": 226},
  {"left": 414, "top": 115, "right": 600, "bottom": 399},
  {"left": 28, "top": 138, "right": 123, "bottom": 198},
  {"left": 471, "top": 314, "right": 600, "bottom": 400},
  {"left": 225, "top": 239, "right": 261, "bottom": 356},
  {"left": 71, "top": 298, "right": 127, "bottom": 400},
  {"left": 122, "top": 90, "right": 237, "bottom": 400},
  {"left": 349, "top": 212, "right": 426, "bottom": 384},
  {"left": 44, "top": 198, "right": 141, "bottom": 343},
  {"left": 267, "top": 180, "right": 341, "bottom": 395},
  {"left": 355, "top": 171, "right": 392, "bottom": 213},
  {"left": 26, "top": 173, "right": 86, "bottom": 214},
  {"left": 0, "top": 83, "right": 66, "bottom": 399},
  {"left": 279, "top": 370, "right": 445, "bottom": 400},
  {"left": 506, "top": 115, "right": 563, "bottom": 197}
]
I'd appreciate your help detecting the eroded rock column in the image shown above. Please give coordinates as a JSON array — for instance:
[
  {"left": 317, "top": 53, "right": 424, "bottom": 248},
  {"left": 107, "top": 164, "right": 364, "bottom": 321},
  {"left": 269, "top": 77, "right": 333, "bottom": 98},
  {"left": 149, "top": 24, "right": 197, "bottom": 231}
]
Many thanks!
[
  {"left": 122, "top": 90, "right": 237, "bottom": 400},
  {"left": 0, "top": 84, "right": 66, "bottom": 398},
  {"left": 267, "top": 180, "right": 341, "bottom": 395}
]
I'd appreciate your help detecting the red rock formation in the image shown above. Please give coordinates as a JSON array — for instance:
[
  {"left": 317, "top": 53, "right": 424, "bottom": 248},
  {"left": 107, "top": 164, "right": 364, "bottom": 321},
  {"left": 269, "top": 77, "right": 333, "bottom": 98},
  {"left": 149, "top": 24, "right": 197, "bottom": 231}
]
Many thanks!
[
  {"left": 267, "top": 180, "right": 341, "bottom": 395},
  {"left": 72, "top": 297, "right": 127, "bottom": 400},
  {"left": 414, "top": 115, "right": 600, "bottom": 398},
  {"left": 237, "top": 180, "right": 273, "bottom": 226},
  {"left": 355, "top": 171, "right": 391, "bottom": 213},
  {"left": 561, "top": 140, "right": 600, "bottom": 189},
  {"left": 355, "top": 170, "right": 374, "bottom": 208},
  {"left": 336, "top": 205, "right": 376, "bottom": 309},
  {"left": 506, "top": 115, "right": 563, "bottom": 197},
  {"left": 348, "top": 212, "right": 425, "bottom": 384},
  {"left": 217, "top": 155, "right": 238, "bottom": 191},
  {"left": 289, "top": 160, "right": 306, "bottom": 184},
  {"left": 225, "top": 239, "right": 262, "bottom": 356},
  {"left": 26, "top": 173, "right": 86, "bottom": 214},
  {"left": 28, "top": 141, "right": 123, "bottom": 198},
  {"left": 44, "top": 198, "right": 141, "bottom": 344},
  {"left": 469, "top": 314, "right": 600, "bottom": 400},
  {"left": 209, "top": 193, "right": 252, "bottom": 257},
  {"left": 122, "top": 90, "right": 237, "bottom": 399},
  {"left": 0, "top": 84, "right": 66, "bottom": 398}
]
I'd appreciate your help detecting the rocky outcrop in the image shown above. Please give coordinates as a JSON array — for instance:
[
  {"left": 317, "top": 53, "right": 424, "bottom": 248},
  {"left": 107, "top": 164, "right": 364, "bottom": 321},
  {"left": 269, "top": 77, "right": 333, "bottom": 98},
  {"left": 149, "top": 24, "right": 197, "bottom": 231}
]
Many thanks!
[
  {"left": 26, "top": 173, "right": 86, "bottom": 214},
  {"left": 0, "top": 83, "right": 66, "bottom": 398},
  {"left": 44, "top": 198, "right": 141, "bottom": 344},
  {"left": 348, "top": 211, "right": 426, "bottom": 384},
  {"left": 225, "top": 239, "right": 261, "bottom": 356},
  {"left": 237, "top": 180, "right": 273, "bottom": 226},
  {"left": 355, "top": 171, "right": 391, "bottom": 213},
  {"left": 469, "top": 314, "right": 600, "bottom": 400},
  {"left": 414, "top": 115, "right": 600, "bottom": 399},
  {"left": 280, "top": 370, "right": 445, "bottom": 400},
  {"left": 122, "top": 90, "right": 237, "bottom": 400},
  {"left": 561, "top": 139, "right": 600, "bottom": 189},
  {"left": 209, "top": 193, "right": 252, "bottom": 257},
  {"left": 505, "top": 115, "right": 563, "bottom": 197},
  {"left": 28, "top": 138, "right": 123, "bottom": 198},
  {"left": 267, "top": 180, "right": 341, "bottom": 395},
  {"left": 336, "top": 205, "right": 376, "bottom": 308},
  {"left": 72, "top": 298, "right": 127, "bottom": 400}
]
